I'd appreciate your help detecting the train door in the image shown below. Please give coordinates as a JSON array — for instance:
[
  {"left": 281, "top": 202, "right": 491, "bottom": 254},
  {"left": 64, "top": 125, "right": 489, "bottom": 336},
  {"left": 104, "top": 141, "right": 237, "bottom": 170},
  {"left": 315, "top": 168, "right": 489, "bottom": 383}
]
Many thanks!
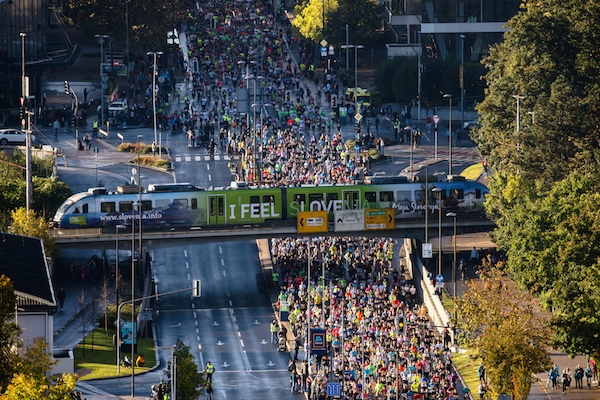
[
  {"left": 208, "top": 195, "right": 226, "bottom": 225},
  {"left": 342, "top": 189, "right": 361, "bottom": 209}
]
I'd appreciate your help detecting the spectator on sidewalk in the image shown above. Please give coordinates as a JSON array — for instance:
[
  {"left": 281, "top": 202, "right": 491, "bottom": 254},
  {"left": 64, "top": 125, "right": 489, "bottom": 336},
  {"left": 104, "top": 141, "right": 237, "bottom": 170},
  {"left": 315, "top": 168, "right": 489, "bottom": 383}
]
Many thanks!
[{"left": 57, "top": 288, "right": 66, "bottom": 311}]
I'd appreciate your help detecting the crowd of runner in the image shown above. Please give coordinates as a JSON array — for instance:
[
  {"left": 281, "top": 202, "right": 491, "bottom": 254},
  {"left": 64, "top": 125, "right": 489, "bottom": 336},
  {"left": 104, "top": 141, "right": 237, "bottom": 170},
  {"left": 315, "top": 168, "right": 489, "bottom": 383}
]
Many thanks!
[
  {"left": 271, "top": 237, "right": 462, "bottom": 399},
  {"left": 160, "top": 0, "right": 379, "bottom": 186}
]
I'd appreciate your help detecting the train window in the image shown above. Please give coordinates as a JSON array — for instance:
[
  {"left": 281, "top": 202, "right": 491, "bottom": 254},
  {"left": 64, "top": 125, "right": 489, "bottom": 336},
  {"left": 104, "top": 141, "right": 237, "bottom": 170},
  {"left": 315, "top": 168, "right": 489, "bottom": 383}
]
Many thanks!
[
  {"left": 142, "top": 200, "right": 152, "bottom": 211},
  {"left": 120, "top": 201, "right": 133, "bottom": 212},
  {"left": 156, "top": 199, "right": 169, "bottom": 210},
  {"left": 379, "top": 191, "right": 394, "bottom": 202},
  {"left": 250, "top": 196, "right": 260, "bottom": 204},
  {"left": 365, "top": 192, "right": 376, "bottom": 202},
  {"left": 210, "top": 198, "right": 216, "bottom": 216},
  {"left": 174, "top": 199, "right": 188, "bottom": 210},
  {"left": 415, "top": 190, "right": 425, "bottom": 204},
  {"left": 326, "top": 192, "right": 338, "bottom": 203},
  {"left": 294, "top": 194, "right": 305, "bottom": 203},
  {"left": 73, "top": 207, "right": 80, "bottom": 214},
  {"left": 82, "top": 204, "right": 89, "bottom": 214},
  {"left": 191, "top": 198, "right": 198, "bottom": 209},
  {"left": 433, "top": 189, "right": 446, "bottom": 200},
  {"left": 450, "top": 189, "right": 464, "bottom": 200},
  {"left": 396, "top": 190, "right": 411, "bottom": 202},
  {"left": 263, "top": 195, "right": 274, "bottom": 204},
  {"left": 476, "top": 189, "right": 482, "bottom": 199},
  {"left": 101, "top": 202, "right": 116, "bottom": 213},
  {"left": 309, "top": 193, "right": 322, "bottom": 204}
]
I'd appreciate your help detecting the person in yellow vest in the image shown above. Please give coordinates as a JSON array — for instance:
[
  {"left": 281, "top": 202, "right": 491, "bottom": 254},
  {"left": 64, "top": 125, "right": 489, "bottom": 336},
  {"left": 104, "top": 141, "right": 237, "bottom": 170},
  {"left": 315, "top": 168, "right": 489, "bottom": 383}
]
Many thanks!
[
  {"left": 386, "top": 249, "right": 393, "bottom": 267},
  {"left": 270, "top": 320, "right": 278, "bottom": 343},
  {"left": 205, "top": 361, "right": 215, "bottom": 382},
  {"left": 92, "top": 120, "right": 99, "bottom": 138}
]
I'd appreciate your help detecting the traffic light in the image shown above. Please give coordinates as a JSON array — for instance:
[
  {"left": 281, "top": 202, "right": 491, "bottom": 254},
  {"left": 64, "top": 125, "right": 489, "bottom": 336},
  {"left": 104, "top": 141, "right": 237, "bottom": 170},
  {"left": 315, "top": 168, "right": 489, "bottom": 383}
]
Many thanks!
[
  {"left": 399, "top": 316, "right": 406, "bottom": 335},
  {"left": 193, "top": 280, "right": 201, "bottom": 297},
  {"left": 64, "top": 80, "right": 69, "bottom": 94},
  {"left": 278, "top": 28, "right": 284, "bottom": 39},
  {"left": 285, "top": 90, "right": 291, "bottom": 103},
  {"left": 331, "top": 94, "right": 337, "bottom": 108},
  {"left": 19, "top": 108, "right": 25, "bottom": 127}
]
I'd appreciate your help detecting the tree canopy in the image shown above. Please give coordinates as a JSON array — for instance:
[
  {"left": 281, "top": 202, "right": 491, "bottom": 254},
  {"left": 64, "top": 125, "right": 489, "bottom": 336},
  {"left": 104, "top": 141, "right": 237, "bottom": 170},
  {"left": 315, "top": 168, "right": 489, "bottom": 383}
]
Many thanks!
[
  {"left": 473, "top": 0, "right": 600, "bottom": 358},
  {"left": 455, "top": 263, "right": 551, "bottom": 399},
  {"left": 165, "top": 339, "right": 206, "bottom": 400},
  {"left": 0, "top": 276, "right": 20, "bottom": 393},
  {"left": 293, "top": 0, "right": 379, "bottom": 46}
]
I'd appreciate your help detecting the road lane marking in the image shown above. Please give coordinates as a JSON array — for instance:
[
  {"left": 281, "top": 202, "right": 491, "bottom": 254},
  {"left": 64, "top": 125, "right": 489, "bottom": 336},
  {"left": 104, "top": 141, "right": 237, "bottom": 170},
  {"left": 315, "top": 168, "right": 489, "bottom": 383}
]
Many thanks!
[
  {"left": 240, "top": 340, "right": 244, "bottom": 347},
  {"left": 204, "top": 156, "right": 210, "bottom": 161},
  {"left": 237, "top": 331, "right": 241, "bottom": 336},
  {"left": 186, "top": 262, "right": 189, "bottom": 269},
  {"left": 184, "top": 250, "right": 188, "bottom": 257},
  {"left": 195, "top": 155, "right": 201, "bottom": 161},
  {"left": 187, "top": 273, "right": 191, "bottom": 280},
  {"left": 169, "top": 323, "right": 181, "bottom": 328},
  {"left": 196, "top": 328, "right": 199, "bottom": 333},
  {"left": 221, "top": 259, "right": 224, "bottom": 266},
  {"left": 215, "top": 155, "right": 221, "bottom": 160},
  {"left": 197, "top": 336, "right": 200, "bottom": 341},
  {"left": 223, "top": 270, "right": 226, "bottom": 277},
  {"left": 229, "top": 300, "right": 232, "bottom": 306},
  {"left": 193, "top": 312, "right": 197, "bottom": 318},
  {"left": 206, "top": 163, "right": 210, "bottom": 170},
  {"left": 198, "top": 344, "right": 202, "bottom": 350},
  {"left": 185, "top": 156, "right": 191, "bottom": 162},
  {"left": 175, "top": 156, "right": 182, "bottom": 162},
  {"left": 229, "top": 308, "right": 251, "bottom": 371},
  {"left": 209, "top": 174, "right": 212, "bottom": 181},
  {"left": 195, "top": 320, "right": 198, "bottom": 326},
  {"left": 219, "top": 246, "right": 222, "bottom": 254}
]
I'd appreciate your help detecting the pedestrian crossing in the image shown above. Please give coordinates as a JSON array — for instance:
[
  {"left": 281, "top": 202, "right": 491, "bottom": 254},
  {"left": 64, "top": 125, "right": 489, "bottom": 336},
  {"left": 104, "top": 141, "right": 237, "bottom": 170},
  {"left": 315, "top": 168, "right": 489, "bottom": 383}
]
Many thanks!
[{"left": 174, "top": 154, "right": 239, "bottom": 163}]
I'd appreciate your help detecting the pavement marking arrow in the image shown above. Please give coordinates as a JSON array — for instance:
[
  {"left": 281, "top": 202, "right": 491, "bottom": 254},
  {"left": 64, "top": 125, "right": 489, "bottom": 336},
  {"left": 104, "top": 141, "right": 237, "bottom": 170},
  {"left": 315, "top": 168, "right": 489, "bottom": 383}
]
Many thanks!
[
  {"left": 216, "top": 341, "right": 224, "bottom": 346},
  {"left": 267, "top": 361, "right": 275, "bottom": 367},
  {"left": 222, "top": 362, "right": 230, "bottom": 368},
  {"left": 253, "top": 320, "right": 261, "bottom": 325},
  {"left": 212, "top": 321, "right": 220, "bottom": 326},
  {"left": 260, "top": 340, "right": 268, "bottom": 345},
  {"left": 169, "top": 323, "right": 181, "bottom": 328}
]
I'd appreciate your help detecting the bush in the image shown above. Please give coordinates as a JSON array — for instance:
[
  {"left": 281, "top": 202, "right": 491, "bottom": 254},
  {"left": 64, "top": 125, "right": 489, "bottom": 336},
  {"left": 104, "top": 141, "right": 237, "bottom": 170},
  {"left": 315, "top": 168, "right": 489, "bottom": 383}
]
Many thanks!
[
  {"left": 118, "top": 142, "right": 166, "bottom": 155},
  {"left": 129, "top": 156, "right": 172, "bottom": 170}
]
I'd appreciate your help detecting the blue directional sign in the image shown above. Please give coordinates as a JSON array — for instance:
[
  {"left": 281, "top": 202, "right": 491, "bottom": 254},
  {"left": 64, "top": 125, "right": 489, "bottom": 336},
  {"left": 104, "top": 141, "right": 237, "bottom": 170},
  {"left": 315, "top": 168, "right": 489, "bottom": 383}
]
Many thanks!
[
  {"left": 436, "top": 274, "right": 444, "bottom": 282},
  {"left": 327, "top": 382, "right": 341, "bottom": 397}
]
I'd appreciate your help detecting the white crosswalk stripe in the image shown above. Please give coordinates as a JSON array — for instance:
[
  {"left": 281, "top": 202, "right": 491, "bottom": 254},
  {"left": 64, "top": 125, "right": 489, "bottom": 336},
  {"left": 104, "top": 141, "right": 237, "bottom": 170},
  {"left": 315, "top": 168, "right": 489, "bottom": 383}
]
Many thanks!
[{"left": 174, "top": 154, "right": 237, "bottom": 163}]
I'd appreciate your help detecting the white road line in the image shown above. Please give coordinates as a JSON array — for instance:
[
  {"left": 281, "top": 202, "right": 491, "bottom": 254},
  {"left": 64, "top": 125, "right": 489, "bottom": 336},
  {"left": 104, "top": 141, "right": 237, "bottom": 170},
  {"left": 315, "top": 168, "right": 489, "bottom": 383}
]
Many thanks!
[
  {"left": 186, "top": 262, "right": 189, "bottom": 269},
  {"left": 204, "top": 155, "right": 210, "bottom": 161},
  {"left": 197, "top": 336, "right": 200, "bottom": 341},
  {"left": 214, "top": 155, "right": 221, "bottom": 160},
  {"left": 209, "top": 174, "right": 212, "bottom": 181},
  {"left": 219, "top": 246, "right": 222, "bottom": 254},
  {"left": 221, "top": 259, "right": 224, "bottom": 266},
  {"left": 187, "top": 273, "right": 191, "bottom": 280},
  {"left": 184, "top": 250, "right": 188, "bottom": 257},
  {"left": 198, "top": 344, "right": 202, "bottom": 350},
  {"left": 175, "top": 156, "right": 182, "bottom": 162},
  {"left": 206, "top": 163, "right": 210, "bottom": 170},
  {"left": 185, "top": 156, "right": 191, "bottom": 162},
  {"left": 193, "top": 312, "right": 197, "bottom": 318},
  {"left": 195, "top": 320, "right": 198, "bottom": 326},
  {"left": 240, "top": 340, "right": 244, "bottom": 347},
  {"left": 237, "top": 331, "right": 241, "bottom": 337},
  {"left": 195, "top": 155, "right": 201, "bottom": 161},
  {"left": 229, "top": 300, "right": 232, "bottom": 306},
  {"left": 227, "top": 292, "right": 231, "bottom": 297},
  {"left": 196, "top": 328, "right": 199, "bottom": 333},
  {"left": 223, "top": 270, "right": 226, "bottom": 277},
  {"left": 191, "top": 303, "right": 195, "bottom": 308},
  {"left": 224, "top": 155, "right": 230, "bottom": 160}
]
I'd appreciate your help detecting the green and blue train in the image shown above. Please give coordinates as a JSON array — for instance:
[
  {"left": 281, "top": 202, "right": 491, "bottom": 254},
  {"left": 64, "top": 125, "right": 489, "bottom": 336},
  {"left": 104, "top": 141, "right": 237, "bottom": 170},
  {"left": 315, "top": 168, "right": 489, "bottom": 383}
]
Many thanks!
[{"left": 53, "top": 177, "right": 488, "bottom": 230}]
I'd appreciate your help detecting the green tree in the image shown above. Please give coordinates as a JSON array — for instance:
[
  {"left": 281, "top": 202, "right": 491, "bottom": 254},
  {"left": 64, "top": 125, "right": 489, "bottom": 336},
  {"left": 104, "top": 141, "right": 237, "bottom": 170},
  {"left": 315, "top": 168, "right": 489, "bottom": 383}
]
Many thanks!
[
  {"left": 164, "top": 339, "right": 206, "bottom": 400},
  {"left": 455, "top": 262, "right": 552, "bottom": 399},
  {"left": 0, "top": 276, "right": 20, "bottom": 393},
  {"left": 293, "top": 0, "right": 340, "bottom": 42},
  {"left": 0, "top": 372, "right": 78, "bottom": 400},
  {"left": 9, "top": 208, "right": 58, "bottom": 261}
]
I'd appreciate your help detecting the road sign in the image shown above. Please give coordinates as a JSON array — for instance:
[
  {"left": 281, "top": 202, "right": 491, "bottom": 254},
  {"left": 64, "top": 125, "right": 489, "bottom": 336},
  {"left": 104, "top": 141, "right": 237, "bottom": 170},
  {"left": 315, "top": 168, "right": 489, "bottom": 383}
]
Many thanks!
[
  {"left": 433, "top": 115, "right": 440, "bottom": 125},
  {"left": 310, "top": 328, "right": 327, "bottom": 354},
  {"left": 365, "top": 208, "right": 394, "bottom": 230},
  {"left": 334, "top": 210, "right": 364, "bottom": 232},
  {"left": 422, "top": 243, "right": 433, "bottom": 258},
  {"left": 327, "top": 382, "right": 341, "bottom": 397},
  {"left": 320, "top": 39, "right": 328, "bottom": 47},
  {"left": 113, "top": 60, "right": 119, "bottom": 67},
  {"left": 297, "top": 211, "right": 328, "bottom": 233},
  {"left": 436, "top": 281, "right": 444, "bottom": 289},
  {"left": 436, "top": 274, "right": 444, "bottom": 282},
  {"left": 328, "top": 45, "right": 334, "bottom": 55},
  {"left": 320, "top": 46, "right": 327, "bottom": 57},
  {"left": 354, "top": 113, "right": 362, "bottom": 123}
]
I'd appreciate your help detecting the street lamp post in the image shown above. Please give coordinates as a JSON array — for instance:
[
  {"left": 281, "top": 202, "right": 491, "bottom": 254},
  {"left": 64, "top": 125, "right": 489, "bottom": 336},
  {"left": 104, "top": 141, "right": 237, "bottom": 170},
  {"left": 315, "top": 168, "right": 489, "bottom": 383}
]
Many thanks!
[
  {"left": 126, "top": 1, "right": 130, "bottom": 76},
  {"left": 447, "top": 212, "right": 457, "bottom": 321},
  {"left": 444, "top": 94, "right": 453, "bottom": 176},
  {"left": 130, "top": 201, "right": 141, "bottom": 396},
  {"left": 158, "top": 346, "right": 177, "bottom": 400},
  {"left": 417, "top": 31, "right": 422, "bottom": 122},
  {"left": 95, "top": 35, "right": 110, "bottom": 131},
  {"left": 432, "top": 188, "right": 443, "bottom": 277},
  {"left": 459, "top": 35, "right": 466, "bottom": 132},
  {"left": 148, "top": 52, "right": 163, "bottom": 151},
  {"left": 21, "top": 32, "right": 32, "bottom": 213},
  {"left": 419, "top": 165, "right": 429, "bottom": 243},
  {"left": 298, "top": 237, "right": 321, "bottom": 361},
  {"left": 115, "top": 224, "right": 126, "bottom": 315}
]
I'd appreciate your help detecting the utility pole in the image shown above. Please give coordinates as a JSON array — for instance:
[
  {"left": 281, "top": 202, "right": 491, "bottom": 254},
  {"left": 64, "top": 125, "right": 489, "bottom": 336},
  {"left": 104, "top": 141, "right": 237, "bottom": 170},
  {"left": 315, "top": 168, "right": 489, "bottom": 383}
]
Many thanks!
[{"left": 21, "top": 32, "right": 32, "bottom": 213}]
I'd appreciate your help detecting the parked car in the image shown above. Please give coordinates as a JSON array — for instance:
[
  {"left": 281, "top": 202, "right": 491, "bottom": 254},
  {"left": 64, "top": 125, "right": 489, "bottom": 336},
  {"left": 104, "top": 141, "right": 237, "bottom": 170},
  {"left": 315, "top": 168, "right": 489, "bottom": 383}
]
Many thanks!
[
  {"left": 108, "top": 100, "right": 128, "bottom": 112},
  {"left": 0, "top": 128, "right": 36, "bottom": 145},
  {"left": 463, "top": 118, "right": 480, "bottom": 130}
]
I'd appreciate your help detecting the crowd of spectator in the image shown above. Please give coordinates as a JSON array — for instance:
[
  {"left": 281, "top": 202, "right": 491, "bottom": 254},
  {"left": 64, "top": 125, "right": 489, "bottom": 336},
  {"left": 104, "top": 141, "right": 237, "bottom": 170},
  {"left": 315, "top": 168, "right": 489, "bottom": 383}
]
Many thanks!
[{"left": 271, "top": 236, "right": 462, "bottom": 399}]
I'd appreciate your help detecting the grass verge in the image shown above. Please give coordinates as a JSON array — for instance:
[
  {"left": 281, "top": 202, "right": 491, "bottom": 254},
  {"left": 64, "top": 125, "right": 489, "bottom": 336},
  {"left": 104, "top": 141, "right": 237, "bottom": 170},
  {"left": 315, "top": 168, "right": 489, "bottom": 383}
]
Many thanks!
[
  {"left": 454, "top": 348, "right": 482, "bottom": 393},
  {"left": 73, "top": 327, "right": 156, "bottom": 380},
  {"left": 129, "top": 156, "right": 172, "bottom": 170}
]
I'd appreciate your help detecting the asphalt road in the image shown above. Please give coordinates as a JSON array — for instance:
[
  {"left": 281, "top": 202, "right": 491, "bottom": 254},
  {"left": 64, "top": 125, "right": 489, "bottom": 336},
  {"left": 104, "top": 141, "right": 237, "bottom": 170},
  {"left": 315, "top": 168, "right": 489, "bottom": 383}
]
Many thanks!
[{"left": 86, "top": 240, "right": 297, "bottom": 399}]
